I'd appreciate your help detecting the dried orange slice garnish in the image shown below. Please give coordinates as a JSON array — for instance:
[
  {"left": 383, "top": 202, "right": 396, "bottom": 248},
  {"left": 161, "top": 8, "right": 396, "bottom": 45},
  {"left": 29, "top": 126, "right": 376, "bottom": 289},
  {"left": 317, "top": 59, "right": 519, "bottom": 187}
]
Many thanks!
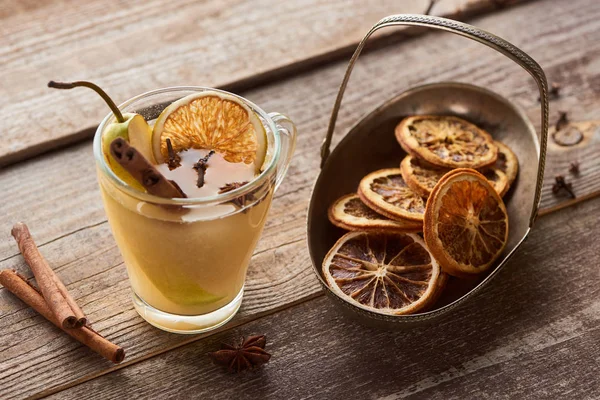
[
  {"left": 396, "top": 115, "right": 497, "bottom": 169},
  {"left": 401, "top": 155, "right": 508, "bottom": 198},
  {"left": 424, "top": 169, "right": 509, "bottom": 277},
  {"left": 358, "top": 168, "right": 425, "bottom": 222},
  {"left": 152, "top": 92, "right": 267, "bottom": 172},
  {"left": 328, "top": 194, "right": 422, "bottom": 233},
  {"left": 322, "top": 231, "right": 446, "bottom": 315}
]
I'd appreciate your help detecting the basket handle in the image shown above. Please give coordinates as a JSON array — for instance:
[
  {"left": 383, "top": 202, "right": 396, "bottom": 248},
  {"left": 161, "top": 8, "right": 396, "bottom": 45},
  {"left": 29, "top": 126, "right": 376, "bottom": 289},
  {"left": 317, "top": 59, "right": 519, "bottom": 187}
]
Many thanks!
[{"left": 321, "top": 14, "right": 548, "bottom": 226}]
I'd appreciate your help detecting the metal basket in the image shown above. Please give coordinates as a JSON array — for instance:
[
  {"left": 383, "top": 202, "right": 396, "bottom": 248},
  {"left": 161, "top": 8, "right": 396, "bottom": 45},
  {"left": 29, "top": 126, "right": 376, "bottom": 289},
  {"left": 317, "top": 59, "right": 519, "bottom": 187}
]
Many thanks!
[{"left": 307, "top": 14, "right": 548, "bottom": 327}]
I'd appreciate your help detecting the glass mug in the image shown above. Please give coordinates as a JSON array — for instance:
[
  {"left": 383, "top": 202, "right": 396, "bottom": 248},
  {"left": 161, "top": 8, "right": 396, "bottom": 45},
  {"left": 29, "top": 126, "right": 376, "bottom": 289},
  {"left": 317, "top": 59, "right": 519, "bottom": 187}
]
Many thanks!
[{"left": 93, "top": 87, "right": 296, "bottom": 334}]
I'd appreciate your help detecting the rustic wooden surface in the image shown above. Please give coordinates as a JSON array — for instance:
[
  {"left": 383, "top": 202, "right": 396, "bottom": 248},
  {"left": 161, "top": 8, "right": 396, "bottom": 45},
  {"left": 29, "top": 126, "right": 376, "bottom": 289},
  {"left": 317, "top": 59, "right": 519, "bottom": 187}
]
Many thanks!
[
  {"left": 46, "top": 199, "right": 600, "bottom": 399},
  {"left": 0, "top": 0, "right": 509, "bottom": 167},
  {"left": 1, "top": 0, "right": 600, "bottom": 398}
]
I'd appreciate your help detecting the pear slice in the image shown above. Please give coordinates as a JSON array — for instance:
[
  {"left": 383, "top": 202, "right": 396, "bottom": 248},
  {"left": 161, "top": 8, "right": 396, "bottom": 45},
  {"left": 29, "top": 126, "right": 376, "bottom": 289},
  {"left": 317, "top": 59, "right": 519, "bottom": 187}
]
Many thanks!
[
  {"left": 48, "top": 81, "right": 155, "bottom": 191},
  {"left": 161, "top": 281, "right": 225, "bottom": 307},
  {"left": 134, "top": 264, "right": 225, "bottom": 307},
  {"left": 101, "top": 113, "right": 154, "bottom": 190}
]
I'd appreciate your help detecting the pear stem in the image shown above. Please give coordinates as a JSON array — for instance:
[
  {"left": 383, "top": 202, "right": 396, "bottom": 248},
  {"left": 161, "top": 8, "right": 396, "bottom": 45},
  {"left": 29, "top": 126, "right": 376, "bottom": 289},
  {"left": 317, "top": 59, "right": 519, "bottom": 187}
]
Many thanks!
[{"left": 48, "top": 80, "right": 125, "bottom": 123}]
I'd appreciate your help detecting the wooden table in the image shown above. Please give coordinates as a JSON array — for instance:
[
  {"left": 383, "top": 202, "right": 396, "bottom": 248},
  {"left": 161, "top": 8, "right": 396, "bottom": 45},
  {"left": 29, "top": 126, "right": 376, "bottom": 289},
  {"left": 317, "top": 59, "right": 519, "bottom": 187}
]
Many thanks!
[{"left": 1, "top": 0, "right": 599, "bottom": 398}]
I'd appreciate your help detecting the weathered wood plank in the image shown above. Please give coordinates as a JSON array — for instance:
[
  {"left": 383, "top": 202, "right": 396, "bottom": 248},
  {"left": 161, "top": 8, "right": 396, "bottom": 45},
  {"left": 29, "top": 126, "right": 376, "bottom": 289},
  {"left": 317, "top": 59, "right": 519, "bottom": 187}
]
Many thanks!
[
  {"left": 45, "top": 198, "right": 600, "bottom": 399},
  {"left": 0, "top": 0, "right": 517, "bottom": 167},
  {"left": 1, "top": 0, "right": 600, "bottom": 397},
  {"left": 0, "top": 224, "right": 316, "bottom": 399},
  {"left": 540, "top": 120, "right": 600, "bottom": 212},
  {"left": 1, "top": 0, "right": 597, "bottom": 261}
]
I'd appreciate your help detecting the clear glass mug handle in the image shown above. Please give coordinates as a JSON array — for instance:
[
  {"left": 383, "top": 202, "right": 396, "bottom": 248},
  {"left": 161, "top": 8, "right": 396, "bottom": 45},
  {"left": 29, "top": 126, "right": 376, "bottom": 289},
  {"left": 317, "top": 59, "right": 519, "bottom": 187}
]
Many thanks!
[{"left": 268, "top": 112, "right": 297, "bottom": 192}]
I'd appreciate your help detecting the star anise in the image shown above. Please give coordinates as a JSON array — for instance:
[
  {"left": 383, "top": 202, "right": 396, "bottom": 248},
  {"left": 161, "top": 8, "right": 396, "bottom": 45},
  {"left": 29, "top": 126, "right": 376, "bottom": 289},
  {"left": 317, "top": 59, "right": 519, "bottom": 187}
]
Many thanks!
[
  {"left": 208, "top": 335, "right": 271, "bottom": 373},
  {"left": 219, "top": 181, "right": 254, "bottom": 210}
]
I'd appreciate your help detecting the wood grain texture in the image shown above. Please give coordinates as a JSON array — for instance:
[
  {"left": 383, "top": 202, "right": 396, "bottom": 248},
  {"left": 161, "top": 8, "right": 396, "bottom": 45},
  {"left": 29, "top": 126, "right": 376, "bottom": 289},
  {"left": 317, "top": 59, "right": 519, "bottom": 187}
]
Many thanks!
[
  {"left": 1, "top": 0, "right": 600, "bottom": 397},
  {"left": 3, "top": 0, "right": 598, "bottom": 262},
  {"left": 0, "top": 223, "right": 315, "bottom": 399},
  {"left": 540, "top": 119, "right": 600, "bottom": 211},
  {"left": 0, "top": 0, "right": 517, "bottom": 167},
  {"left": 46, "top": 198, "right": 600, "bottom": 399}
]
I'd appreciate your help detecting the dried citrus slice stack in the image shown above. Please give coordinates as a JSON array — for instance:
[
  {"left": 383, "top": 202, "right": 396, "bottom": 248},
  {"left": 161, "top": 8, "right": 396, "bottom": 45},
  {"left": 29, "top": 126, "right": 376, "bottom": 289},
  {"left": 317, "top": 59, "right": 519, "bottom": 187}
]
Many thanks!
[
  {"left": 358, "top": 168, "right": 425, "bottom": 222},
  {"left": 396, "top": 115, "right": 497, "bottom": 169},
  {"left": 401, "top": 155, "right": 508, "bottom": 197},
  {"left": 328, "top": 194, "right": 422, "bottom": 233},
  {"left": 152, "top": 92, "right": 267, "bottom": 172},
  {"left": 322, "top": 231, "right": 446, "bottom": 315},
  {"left": 424, "top": 169, "right": 509, "bottom": 277},
  {"left": 321, "top": 114, "right": 520, "bottom": 316}
]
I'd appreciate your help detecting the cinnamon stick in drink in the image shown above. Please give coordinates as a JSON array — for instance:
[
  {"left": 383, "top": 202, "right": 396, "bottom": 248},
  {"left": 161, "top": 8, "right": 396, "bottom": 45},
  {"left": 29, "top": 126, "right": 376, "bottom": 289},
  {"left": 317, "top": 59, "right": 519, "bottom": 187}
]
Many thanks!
[
  {"left": 0, "top": 270, "right": 124, "bottom": 363},
  {"left": 11, "top": 223, "right": 86, "bottom": 329},
  {"left": 110, "top": 138, "right": 186, "bottom": 198}
]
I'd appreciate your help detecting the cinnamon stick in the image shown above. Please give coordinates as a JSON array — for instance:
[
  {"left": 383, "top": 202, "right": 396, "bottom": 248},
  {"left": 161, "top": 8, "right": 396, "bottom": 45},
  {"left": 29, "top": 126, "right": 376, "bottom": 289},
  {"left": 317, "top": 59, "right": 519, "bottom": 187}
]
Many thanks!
[
  {"left": 109, "top": 138, "right": 186, "bottom": 198},
  {"left": 11, "top": 223, "right": 86, "bottom": 329},
  {"left": 0, "top": 270, "right": 125, "bottom": 363}
]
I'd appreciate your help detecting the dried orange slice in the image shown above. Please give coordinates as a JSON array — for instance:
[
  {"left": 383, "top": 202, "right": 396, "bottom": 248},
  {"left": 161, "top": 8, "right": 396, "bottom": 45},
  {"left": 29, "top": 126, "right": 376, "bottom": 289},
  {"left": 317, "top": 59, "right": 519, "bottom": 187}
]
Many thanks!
[
  {"left": 492, "top": 141, "right": 519, "bottom": 194},
  {"left": 424, "top": 169, "right": 509, "bottom": 277},
  {"left": 480, "top": 168, "right": 509, "bottom": 197},
  {"left": 358, "top": 169, "right": 425, "bottom": 222},
  {"left": 152, "top": 92, "right": 267, "bottom": 172},
  {"left": 322, "top": 231, "right": 446, "bottom": 315},
  {"left": 396, "top": 115, "right": 497, "bottom": 169},
  {"left": 400, "top": 155, "right": 449, "bottom": 198},
  {"left": 328, "top": 194, "right": 422, "bottom": 233},
  {"left": 401, "top": 155, "right": 508, "bottom": 197}
]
